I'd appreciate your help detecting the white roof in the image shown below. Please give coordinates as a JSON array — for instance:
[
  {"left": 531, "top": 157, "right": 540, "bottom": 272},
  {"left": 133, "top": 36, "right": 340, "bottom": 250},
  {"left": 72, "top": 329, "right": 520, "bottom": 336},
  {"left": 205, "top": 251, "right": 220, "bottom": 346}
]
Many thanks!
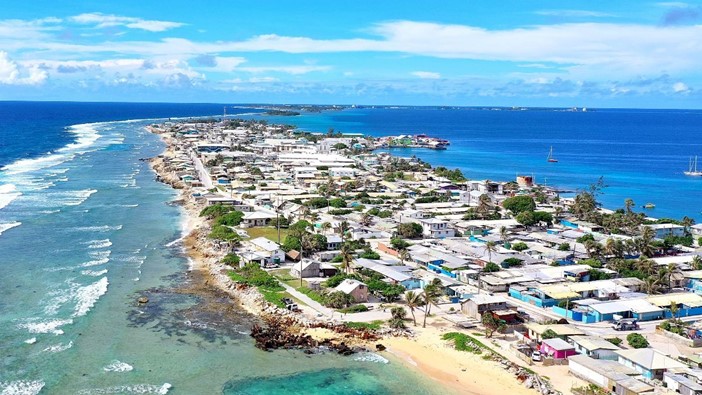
[
  {"left": 250, "top": 237, "right": 281, "bottom": 252},
  {"left": 615, "top": 348, "right": 686, "bottom": 370},
  {"left": 542, "top": 338, "right": 575, "bottom": 351},
  {"left": 468, "top": 294, "right": 507, "bottom": 305},
  {"left": 335, "top": 279, "right": 366, "bottom": 294}
]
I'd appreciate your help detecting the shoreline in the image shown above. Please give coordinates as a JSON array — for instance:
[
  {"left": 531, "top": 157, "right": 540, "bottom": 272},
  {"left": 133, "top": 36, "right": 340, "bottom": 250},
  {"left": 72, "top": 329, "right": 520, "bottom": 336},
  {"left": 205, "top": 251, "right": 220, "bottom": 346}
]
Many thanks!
[{"left": 145, "top": 125, "right": 554, "bottom": 395}]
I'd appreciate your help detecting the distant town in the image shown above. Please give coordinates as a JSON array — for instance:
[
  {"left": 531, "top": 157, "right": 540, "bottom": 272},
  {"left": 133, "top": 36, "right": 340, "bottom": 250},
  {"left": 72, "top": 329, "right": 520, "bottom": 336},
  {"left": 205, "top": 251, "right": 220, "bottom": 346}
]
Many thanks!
[{"left": 149, "top": 116, "right": 702, "bottom": 395}]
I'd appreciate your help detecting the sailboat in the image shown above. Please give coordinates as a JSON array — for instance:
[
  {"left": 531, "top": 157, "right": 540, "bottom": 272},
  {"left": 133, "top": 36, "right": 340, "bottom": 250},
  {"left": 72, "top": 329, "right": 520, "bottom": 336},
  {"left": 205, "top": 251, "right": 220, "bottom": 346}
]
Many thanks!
[
  {"left": 547, "top": 146, "right": 558, "bottom": 163},
  {"left": 685, "top": 156, "right": 702, "bottom": 176}
]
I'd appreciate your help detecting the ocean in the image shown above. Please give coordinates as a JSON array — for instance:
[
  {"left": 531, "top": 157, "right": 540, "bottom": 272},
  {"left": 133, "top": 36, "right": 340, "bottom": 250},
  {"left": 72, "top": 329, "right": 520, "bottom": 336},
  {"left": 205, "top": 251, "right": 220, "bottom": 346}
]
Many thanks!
[
  {"left": 0, "top": 102, "right": 442, "bottom": 395},
  {"left": 255, "top": 107, "right": 702, "bottom": 221}
]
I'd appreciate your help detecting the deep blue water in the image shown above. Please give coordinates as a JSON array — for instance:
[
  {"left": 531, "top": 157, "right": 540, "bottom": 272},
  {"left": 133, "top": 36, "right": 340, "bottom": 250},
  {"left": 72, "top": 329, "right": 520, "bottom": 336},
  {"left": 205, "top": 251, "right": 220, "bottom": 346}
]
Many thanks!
[
  {"left": 0, "top": 102, "right": 442, "bottom": 395},
  {"left": 256, "top": 107, "right": 702, "bottom": 220}
]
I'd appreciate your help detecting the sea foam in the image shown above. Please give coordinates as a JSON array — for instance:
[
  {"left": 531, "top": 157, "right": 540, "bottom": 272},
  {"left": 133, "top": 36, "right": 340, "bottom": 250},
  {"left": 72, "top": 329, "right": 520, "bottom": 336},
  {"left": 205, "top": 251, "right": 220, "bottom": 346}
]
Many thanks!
[
  {"left": 76, "top": 383, "right": 171, "bottom": 394},
  {"left": 0, "top": 380, "right": 45, "bottom": 395},
  {"left": 0, "top": 183, "right": 22, "bottom": 210},
  {"left": 0, "top": 222, "right": 22, "bottom": 236},
  {"left": 18, "top": 318, "right": 73, "bottom": 335},
  {"left": 103, "top": 360, "right": 134, "bottom": 373},
  {"left": 73, "top": 277, "right": 109, "bottom": 317}
]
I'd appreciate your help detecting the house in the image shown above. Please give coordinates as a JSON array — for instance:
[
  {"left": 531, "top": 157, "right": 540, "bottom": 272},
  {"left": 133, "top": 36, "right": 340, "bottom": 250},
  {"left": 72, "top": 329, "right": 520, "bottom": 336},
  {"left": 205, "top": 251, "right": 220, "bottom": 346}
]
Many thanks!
[
  {"left": 644, "top": 223, "right": 686, "bottom": 239},
  {"left": 664, "top": 372, "right": 702, "bottom": 395},
  {"left": 335, "top": 279, "right": 369, "bottom": 302},
  {"left": 569, "top": 336, "right": 621, "bottom": 360},
  {"left": 241, "top": 211, "right": 276, "bottom": 227},
  {"left": 326, "top": 235, "right": 342, "bottom": 250},
  {"left": 525, "top": 323, "right": 585, "bottom": 343},
  {"left": 568, "top": 355, "right": 652, "bottom": 394},
  {"left": 290, "top": 260, "right": 321, "bottom": 279},
  {"left": 418, "top": 218, "right": 455, "bottom": 238},
  {"left": 248, "top": 237, "right": 285, "bottom": 266},
  {"left": 329, "top": 167, "right": 356, "bottom": 178},
  {"left": 460, "top": 294, "right": 510, "bottom": 320},
  {"left": 615, "top": 348, "right": 687, "bottom": 380},
  {"left": 540, "top": 338, "right": 577, "bottom": 360}
]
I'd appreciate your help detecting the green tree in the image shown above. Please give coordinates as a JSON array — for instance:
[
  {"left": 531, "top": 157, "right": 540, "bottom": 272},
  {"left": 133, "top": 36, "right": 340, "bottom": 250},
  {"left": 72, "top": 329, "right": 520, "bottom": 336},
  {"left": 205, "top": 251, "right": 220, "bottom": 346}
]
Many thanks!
[
  {"left": 397, "top": 222, "right": 423, "bottom": 239},
  {"left": 483, "top": 262, "right": 501, "bottom": 272},
  {"left": 511, "top": 242, "right": 528, "bottom": 252},
  {"left": 389, "top": 306, "right": 407, "bottom": 329},
  {"left": 502, "top": 195, "right": 536, "bottom": 214},
  {"left": 214, "top": 210, "right": 245, "bottom": 226},
  {"left": 405, "top": 291, "right": 424, "bottom": 326},
  {"left": 542, "top": 329, "right": 559, "bottom": 340},
  {"left": 323, "top": 291, "right": 354, "bottom": 309},
  {"left": 422, "top": 278, "right": 443, "bottom": 328},
  {"left": 626, "top": 333, "right": 649, "bottom": 349},
  {"left": 339, "top": 243, "right": 355, "bottom": 274},
  {"left": 482, "top": 312, "right": 506, "bottom": 338}
]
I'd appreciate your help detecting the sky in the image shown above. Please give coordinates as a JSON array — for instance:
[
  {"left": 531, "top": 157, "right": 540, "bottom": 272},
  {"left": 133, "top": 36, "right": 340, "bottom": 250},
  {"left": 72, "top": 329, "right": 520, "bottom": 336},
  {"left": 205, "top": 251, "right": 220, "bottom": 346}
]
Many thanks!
[{"left": 1, "top": 1, "right": 702, "bottom": 107}]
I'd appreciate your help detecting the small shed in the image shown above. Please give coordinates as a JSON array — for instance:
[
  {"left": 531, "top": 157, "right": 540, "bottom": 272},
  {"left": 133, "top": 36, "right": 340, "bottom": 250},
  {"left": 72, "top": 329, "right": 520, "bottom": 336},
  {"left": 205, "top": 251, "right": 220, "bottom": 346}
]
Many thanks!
[
  {"left": 541, "top": 338, "right": 577, "bottom": 360},
  {"left": 460, "top": 294, "right": 509, "bottom": 320},
  {"left": 290, "top": 260, "right": 321, "bottom": 279}
]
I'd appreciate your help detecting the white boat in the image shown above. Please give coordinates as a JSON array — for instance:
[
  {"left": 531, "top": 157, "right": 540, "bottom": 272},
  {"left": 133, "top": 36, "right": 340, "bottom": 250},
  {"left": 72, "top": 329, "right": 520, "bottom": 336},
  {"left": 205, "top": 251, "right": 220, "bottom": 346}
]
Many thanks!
[
  {"left": 547, "top": 146, "right": 558, "bottom": 163},
  {"left": 684, "top": 156, "right": 702, "bottom": 176}
]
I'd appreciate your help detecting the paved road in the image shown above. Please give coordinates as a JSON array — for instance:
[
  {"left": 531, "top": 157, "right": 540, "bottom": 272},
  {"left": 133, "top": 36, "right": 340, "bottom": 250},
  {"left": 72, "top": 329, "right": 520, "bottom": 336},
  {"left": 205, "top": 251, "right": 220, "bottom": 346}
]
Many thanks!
[
  {"left": 278, "top": 282, "right": 335, "bottom": 318},
  {"left": 191, "top": 151, "right": 213, "bottom": 189}
]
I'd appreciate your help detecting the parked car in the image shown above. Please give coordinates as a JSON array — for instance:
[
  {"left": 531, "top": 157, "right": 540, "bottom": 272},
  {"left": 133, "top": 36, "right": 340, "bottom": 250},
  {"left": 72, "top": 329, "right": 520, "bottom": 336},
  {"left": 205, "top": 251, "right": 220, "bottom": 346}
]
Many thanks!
[
  {"left": 531, "top": 351, "right": 542, "bottom": 362},
  {"left": 612, "top": 319, "right": 640, "bottom": 331}
]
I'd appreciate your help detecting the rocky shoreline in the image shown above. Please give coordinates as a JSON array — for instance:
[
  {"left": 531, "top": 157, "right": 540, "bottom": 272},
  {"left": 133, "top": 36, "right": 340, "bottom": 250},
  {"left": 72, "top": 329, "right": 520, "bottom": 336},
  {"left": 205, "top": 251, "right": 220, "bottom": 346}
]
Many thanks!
[{"left": 147, "top": 128, "right": 383, "bottom": 356}]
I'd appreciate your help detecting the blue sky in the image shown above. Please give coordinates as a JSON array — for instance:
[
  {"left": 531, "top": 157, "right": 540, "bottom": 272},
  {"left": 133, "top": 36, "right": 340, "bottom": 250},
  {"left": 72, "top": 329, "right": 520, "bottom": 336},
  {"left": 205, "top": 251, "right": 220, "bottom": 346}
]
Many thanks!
[{"left": 1, "top": 0, "right": 701, "bottom": 107}]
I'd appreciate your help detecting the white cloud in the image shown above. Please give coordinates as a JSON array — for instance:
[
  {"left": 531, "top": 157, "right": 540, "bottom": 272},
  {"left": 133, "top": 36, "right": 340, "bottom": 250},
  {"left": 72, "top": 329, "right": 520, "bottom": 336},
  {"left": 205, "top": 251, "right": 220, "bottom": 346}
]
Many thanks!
[
  {"left": 70, "top": 13, "right": 184, "bottom": 32},
  {"left": 238, "top": 65, "right": 331, "bottom": 74},
  {"left": 673, "top": 81, "right": 690, "bottom": 93},
  {"left": 0, "top": 51, "right": 47, "bottom": 85},
  {"left": 411, "top": 71, "right": 441, "bottom": 79}
]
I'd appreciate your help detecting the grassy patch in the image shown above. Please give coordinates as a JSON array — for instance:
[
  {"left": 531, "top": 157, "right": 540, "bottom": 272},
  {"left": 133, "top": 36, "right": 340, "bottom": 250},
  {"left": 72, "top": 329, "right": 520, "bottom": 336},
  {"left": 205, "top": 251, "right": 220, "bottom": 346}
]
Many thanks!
[
  {"left": 339, "top": 304, "right": 369, "bottom": 314},
  {"left": 345, "top": 320, "right": 383, "bottom": 330},
  {"left": 259, "top": 288, "right": 290, "bottom": 308},
  {"left": 471, "top": 332, "right": 484, "bottom": 337},
  {"left": 245, "top": 227, "right": 289, "bottom": 243},
  {"left": 271, "top": 269, "right": 296, "bottom": 282},
  {"left": 298, "top": 286, "right": 325, "bottom": 303},
  {"left": 441, "top": 332, "right": 483, "bottom": 354}
]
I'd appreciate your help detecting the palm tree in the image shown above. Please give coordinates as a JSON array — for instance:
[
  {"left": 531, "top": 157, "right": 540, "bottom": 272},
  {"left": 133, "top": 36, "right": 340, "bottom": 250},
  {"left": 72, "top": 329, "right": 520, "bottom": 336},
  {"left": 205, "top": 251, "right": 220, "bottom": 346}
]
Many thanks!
[
  {"left": 604, "top": 238, "right": 624, "bottom": 259},
  {"left": 666, "top": 263, "right": 681, "bottom": 291},
  {"left": 682, "top": 216, "right": 695, "bottom": 236},
  {"left": 321, "top": 221, "right": 332, "bottom": 235},
  {"left": 554, "top": 206, "right": 564, "bottom": 223},
  {"left": 476, "top": 194, "right": 493, "bottom": 219},
  {"left": 636, "top": 256, "right": 656, "bottom": 277},
  {"left": 334, "top": 220, "right": 350, "bottom": 243},
  {"left": 644, "top": 276, "right": 661, "bottom": 295},
  {"left": 692, "top": 255, "right": 702, "bottom": 270},
  {"left": 422, "top": 278, "right": 442, "bottom": 328},
  {"left": 485, "top": 241, "right": 497, "bottom": 264},
  {"left": 339, "top": 243, "right": 354, "bottom": 274},
  {"left": 405, "top": 291, "right": 423, "bottom": 326},
  {"left": 624, "top": 198, "right": 635, "bottom": 214},
  {"left": 499, "top": 226, "right": 509, "bottom": 247}
]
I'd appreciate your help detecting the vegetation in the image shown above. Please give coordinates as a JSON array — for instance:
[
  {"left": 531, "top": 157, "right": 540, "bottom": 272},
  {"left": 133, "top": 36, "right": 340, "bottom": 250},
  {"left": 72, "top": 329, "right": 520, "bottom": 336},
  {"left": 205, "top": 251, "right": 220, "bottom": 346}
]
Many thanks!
[
  {"left": 434, "top": 167, "right": 466, "bottom": 182},
  {"left": 483, "top": 262, "right": 501, "bottom": 272},
  {"left": 345, "top": 321, "right": 383, "bottom": 330},
  {"left": 390, "top": 238, "right": 410, "bottom": 250},
  {"left": 442, "top": 332, "right": 483, "bottom": 354},
  {"left": 541, "top": 329, "right": 559, "bottom": 339},
  {"left": 214, "top": 210, "right": 245, "bottom": 226},
  {"left": 606, "top": 337, "right": 622, "bottom": 346},
  {"left": 516, "top": 210, "right": 553, "bottom": 227},
  {"left": 339, "top": 304, "right": 369, "bottom": 313},
  {"left": 221, "top": 253, "right": 240, "bottom": 267},
  {"left": 228, "top": 264, "right": 286, "bottom": 307},
  {"left": 208, "top": 225, "right": 240, "bottom": 242},
  {"left": 626, "top": 333, "right": 649, "bottom": 349},
  {"left": 511, "top": 242, "right": 528, "bottom": 252},
  {"left": 482, "top": 312, "right": 507, "bottom": 338},
  {"left": 502, "top": 195, "right": 536, "bottom": 214},
  {"left": 323, "top": 291, "right": 354, "bottom": 308},
  {"left": 397, "top": 222, "right": 423, "bottom": 239},
  {"left": 388, "top": 307, "right": 407, "bottom": 329}
]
